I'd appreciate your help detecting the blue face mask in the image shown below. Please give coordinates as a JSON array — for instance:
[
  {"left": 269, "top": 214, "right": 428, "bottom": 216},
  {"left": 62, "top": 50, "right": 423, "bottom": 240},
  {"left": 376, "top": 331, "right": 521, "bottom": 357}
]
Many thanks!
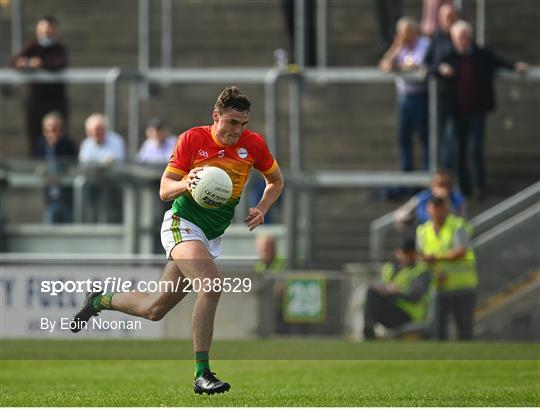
[{"left": 38, "top": 36, "right": 57, "bottom": 47}]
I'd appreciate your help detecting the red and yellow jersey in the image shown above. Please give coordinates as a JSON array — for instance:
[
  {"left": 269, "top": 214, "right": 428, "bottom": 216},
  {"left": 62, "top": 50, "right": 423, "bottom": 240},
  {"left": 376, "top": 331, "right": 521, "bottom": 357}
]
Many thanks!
[{"left": 165, "top": 125, "right": 278, "bottom": 239}]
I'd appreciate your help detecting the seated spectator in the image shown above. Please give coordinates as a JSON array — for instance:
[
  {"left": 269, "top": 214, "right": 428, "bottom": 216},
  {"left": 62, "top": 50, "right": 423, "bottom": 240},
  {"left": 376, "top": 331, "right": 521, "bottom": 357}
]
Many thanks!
[
  {"left": 11, "top": 15, "right": 69, "bottom": 157},
  {"left": 394, "top": 169, "right": 465, "bottom": 228},
  {"left": 379, "top": 17, "right": 431, "bottom": 172},
  {"left": 78, "top": 113, "right": 125, "bottom": 223},
  {"left": 79, "top": 113, "right": 125, "bottom": 164},
  {"left": 363, "top": 238, "right": 431, "bottom": 340},
  {"left": 35, "top": 111, "right": 77, "bottom": 223},
  {"left": 136, "top": 118, "right": 176, "bottom": 164}
]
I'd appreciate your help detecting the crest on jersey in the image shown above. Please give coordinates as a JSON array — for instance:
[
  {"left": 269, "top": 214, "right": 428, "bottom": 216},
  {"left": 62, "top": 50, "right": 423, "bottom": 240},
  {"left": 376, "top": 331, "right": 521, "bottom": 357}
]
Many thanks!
[
  {"left": 237, "top": 147, "right": 248, "bottom": 159},
  {"left": 198, "top": 149, "right": 209, "bottom": 158}
]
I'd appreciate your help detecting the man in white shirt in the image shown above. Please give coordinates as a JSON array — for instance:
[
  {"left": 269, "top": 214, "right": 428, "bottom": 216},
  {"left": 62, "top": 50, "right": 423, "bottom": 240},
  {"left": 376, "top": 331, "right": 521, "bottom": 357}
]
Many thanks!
[
  {"left": 79, "top": 113, "right": 125, "bottom": 164},
  {"left": 136, "top": 117, "right": 176, "bottom": 164},
  {"left": 78, "top": 113, "right": 125, "bottom": 222}
]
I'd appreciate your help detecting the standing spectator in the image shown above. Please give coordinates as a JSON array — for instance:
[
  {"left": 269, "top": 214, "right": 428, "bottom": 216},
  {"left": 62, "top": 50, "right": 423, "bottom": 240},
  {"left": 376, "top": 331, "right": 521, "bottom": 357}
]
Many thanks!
[
  {"left": 416, "top": 195, "right": 478, "bottom": 340},
  {"left": 35, "top": 111, "right": 77, "bottom": 223},
  {"left": 11, "top": 16, "right": 68, "bottom": 157},
  {"left": 136, "top": 118, "right": 176, "bottom": 164},
  {"left": 363, "top": 238, "right": 431, "bottom": 340},
  {"left": 380, "top": 17, "right": 431, "bottom": 172},
  {"left": 394, "top": 168, "right": 465, "bottom": 228},
  {"left": 255, "top": 234, "right": 285, "bottom": 272},
  {"left": 281, "top": 0, "right": 316, "bottom": 66},
  {"left": 373, "top": 0, "right": 403, "bottom": 56},
  {"left": 420, "top": 0, "right": 454, "bottom": 37},
  {"left": 255, "top": 234, "right": 287, "bottom": 334},
  {"left": 79, "top": 113, "right": 125, "bottom": 164},
  {"left": 438, "top": 21, "right": 528, "bottom": 198},
  {"left": 423, "top": 4, "right": 460, "bottom": 169}
]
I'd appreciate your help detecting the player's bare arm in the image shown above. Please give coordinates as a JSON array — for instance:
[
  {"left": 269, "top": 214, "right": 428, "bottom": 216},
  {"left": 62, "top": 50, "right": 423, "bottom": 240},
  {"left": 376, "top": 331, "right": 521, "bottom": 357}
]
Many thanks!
[
  {"left": 159, "top": 167, "right": 203, "bottom": 201},
  {"left": 245, "top": 167, "right": 284, "bottom": 231}
]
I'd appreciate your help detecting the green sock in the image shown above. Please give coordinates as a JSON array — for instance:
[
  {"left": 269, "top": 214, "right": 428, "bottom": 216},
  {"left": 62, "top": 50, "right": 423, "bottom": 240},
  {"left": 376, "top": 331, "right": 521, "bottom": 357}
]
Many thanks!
[
  {"left": 195, "top": 351, "right": 210, "bottom": 378},
  {"left": 91, "top": 293, "right": 113, "bottom": 310}
]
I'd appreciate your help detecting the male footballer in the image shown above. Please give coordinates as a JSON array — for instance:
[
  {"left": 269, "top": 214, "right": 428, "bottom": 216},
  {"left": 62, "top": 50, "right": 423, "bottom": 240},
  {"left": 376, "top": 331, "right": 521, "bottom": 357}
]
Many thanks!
[{"left": 71, "top": 86, "right": 284, "bottom": 394}]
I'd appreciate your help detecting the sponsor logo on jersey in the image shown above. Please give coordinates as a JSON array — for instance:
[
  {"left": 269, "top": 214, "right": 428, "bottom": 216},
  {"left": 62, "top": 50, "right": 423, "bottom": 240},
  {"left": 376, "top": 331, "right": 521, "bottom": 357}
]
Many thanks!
[
  {"left": 198, "top": 149, "right": 209, "bottom": 158},
  {"left": 237, "top": 147, "right": 248, "bottom": 159},
  {"left": 218, "top": 149, "right": 225, "bottom": 158}
]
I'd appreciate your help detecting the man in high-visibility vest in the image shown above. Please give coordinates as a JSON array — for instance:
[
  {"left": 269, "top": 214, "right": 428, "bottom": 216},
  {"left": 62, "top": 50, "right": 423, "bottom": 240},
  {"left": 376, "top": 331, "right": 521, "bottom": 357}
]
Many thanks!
[
  {"left": 255, "top": 234, "right": 285, "bottom": 273},
  {"left": 363, "top": 238, "right": 431, "bottom": 340},
  {"left": 255, "top": 234, "right": 287, "bottom": 333},
  {"left": 416, "top": 195, "right": 478, "bottom": 340}
]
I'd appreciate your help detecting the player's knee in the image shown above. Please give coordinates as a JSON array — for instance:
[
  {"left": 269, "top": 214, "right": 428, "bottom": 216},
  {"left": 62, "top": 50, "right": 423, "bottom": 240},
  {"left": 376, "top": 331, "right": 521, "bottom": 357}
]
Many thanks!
[{"left": 146, "top": 305, "right": 167, "bottom": 321}]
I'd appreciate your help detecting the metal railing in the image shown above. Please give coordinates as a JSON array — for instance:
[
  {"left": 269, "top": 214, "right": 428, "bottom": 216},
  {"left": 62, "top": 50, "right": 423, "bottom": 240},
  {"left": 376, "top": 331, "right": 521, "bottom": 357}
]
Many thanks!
[
  {"left": 3, "top": 0, "right": 488, "bottom": 70},
  {"left": 2, "top": 66, "right": 539, "bottom": 263},
  {"left": 370, "top": 181, "right": 540, "bottom": 262}
]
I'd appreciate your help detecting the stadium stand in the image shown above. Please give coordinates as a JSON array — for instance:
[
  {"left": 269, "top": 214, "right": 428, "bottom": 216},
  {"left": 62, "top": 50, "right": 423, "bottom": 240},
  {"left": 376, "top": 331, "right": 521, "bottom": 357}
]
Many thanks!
[{"left": 0, "top": 0, "right": 538, "bottom": 270}]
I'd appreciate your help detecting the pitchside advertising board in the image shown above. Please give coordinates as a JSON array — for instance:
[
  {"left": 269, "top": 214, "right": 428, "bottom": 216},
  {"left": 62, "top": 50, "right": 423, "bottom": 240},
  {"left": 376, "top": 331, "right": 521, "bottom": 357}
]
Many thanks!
[
  {"left": 1, "top": 262, "right": 165, "bottom": 338},
  {"left": 283, "top": 274, "right": 326, "bottom": 323}
]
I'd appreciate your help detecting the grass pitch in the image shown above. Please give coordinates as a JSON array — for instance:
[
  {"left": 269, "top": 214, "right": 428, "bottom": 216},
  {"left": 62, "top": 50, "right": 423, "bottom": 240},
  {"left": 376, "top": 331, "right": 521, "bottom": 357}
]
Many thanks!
[{"left": 1, "top": 340, "right": 539, "bottom": 406}]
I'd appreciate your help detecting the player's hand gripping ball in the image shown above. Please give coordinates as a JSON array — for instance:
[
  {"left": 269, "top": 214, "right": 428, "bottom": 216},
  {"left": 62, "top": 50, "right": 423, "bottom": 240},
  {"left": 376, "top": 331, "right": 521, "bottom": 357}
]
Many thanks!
[{"left": 190, "top": 166, "right": 233, "bottom": 209}]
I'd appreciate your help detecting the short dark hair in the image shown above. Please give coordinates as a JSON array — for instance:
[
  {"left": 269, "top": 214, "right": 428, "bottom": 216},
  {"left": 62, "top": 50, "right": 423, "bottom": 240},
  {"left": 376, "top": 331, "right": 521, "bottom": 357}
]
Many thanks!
[
  {"left": 429, "top": 195, "right": 448, "bottom": 207},
  {"left": 39, "top": 15, "right": 59, "bottom": 25},
  {"left": 399, "top": 238, "right": 417, "bottom": 252},
  {"left": 433, "top": 168, "right": 452, "bottom": 178},
  {"left": 146, "top": 117, "right": 167, "bottom": 130},
  {"left": 215, "top": 86, "right": 251, "bottom": 114}
]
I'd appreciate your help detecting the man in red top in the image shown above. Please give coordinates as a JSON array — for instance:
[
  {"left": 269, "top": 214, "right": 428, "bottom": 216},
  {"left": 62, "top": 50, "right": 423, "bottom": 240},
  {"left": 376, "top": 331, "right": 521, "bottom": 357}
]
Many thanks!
[{"left": 71, "top": 87, "right": 284, "bottom": 394}]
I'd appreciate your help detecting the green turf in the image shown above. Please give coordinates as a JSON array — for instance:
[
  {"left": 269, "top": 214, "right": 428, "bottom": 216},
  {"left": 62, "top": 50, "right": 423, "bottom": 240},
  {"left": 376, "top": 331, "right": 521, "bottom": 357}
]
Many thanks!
[{"left": 1, "top": 341, "right": 539, "bottom": 406}]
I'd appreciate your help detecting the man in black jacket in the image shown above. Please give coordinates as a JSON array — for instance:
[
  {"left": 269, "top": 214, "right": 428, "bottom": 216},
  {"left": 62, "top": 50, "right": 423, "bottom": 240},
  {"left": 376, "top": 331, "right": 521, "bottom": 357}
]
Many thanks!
[
  {"left": 36, "top": 112, "right": 77, "bottom": 223},
  {"left": 12, "top": 16, "right": 69, "bottom": 157},
  {"left": 437, "top": 20, "right": 528, "bottom": 198},
  {"left": 423, "top": 4, "right": 459, "bottom": 169}
]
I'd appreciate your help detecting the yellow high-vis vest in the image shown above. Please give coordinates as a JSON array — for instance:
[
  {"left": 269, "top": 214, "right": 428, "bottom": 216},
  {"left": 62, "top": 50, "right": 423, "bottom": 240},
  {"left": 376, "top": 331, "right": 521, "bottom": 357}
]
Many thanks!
[
  {"left": 416, "top": 214, "right": 478, "bottom": 292},
  {"left": 380, "top": 262, "right": 431, "bottom": 321}
]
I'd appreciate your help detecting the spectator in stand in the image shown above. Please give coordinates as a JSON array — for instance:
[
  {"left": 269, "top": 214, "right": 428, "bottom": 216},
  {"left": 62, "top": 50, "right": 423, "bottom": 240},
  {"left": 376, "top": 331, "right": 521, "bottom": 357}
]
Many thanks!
[
  {"left": 255, "top": 234, "right": 285, "bottom": 273},
  {"left": 136, "top": 118, "right": 176, "bottom": 164},
  {"left": 11, "top": 16, "right": 68, "bottom": 157},
  {"left": 394, "top": 169, "right": 465, "bottom": 229},
  {"left": 373, "top": 0, "right": 403, "bottom": 56},
  {"left": 423, "top": 4, "right": 460, "bottom": 169},
  {"left": 416, "top": 195, "right": 478, "bottom": 340},
  {"left": 78, "top": 113, "right": 125, "bottom": 223},
  {"left": 420, "top": 0, "right": 454, "bottom": 37},
  {"left": 281, "top": 0, "right": 317, "bottom": 66},
  {"left": 136, "top": 117, "right": 177, "bottom": 251},
  {"left": 438, "top": 20, "right": 528, "bottom": 198},
  {"left": 35, "top": 111, "right": 77, "bottom": 223},
  {"left": 363, "top": 238, "right": 431, "bottom": 340},
  {"left": 79, "top": 113, "right": 125, "bottom": 164},
  {"left": 379, "top": 17, "right": 431, "bottom": 173},
  {"left": 255, "top": 234, "right": 287, "bottom": 333}
]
